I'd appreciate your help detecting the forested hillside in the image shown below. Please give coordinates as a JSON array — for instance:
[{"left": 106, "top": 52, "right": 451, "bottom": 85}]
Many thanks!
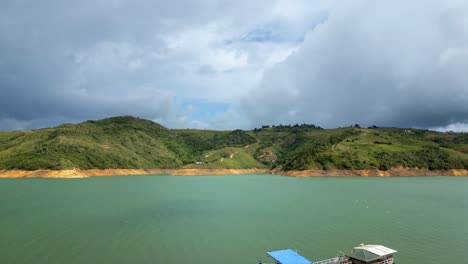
[{"left": 0, "top": 116, "right": 467, "bottom": 171}]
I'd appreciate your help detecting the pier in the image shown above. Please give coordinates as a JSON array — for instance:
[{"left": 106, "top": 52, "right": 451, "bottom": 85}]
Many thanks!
[{"left": 264, "top": 244, "right": 396, "bottom": 264}]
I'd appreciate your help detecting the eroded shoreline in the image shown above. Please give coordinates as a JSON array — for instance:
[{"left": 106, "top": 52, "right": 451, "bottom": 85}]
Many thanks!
[{"left": 0, "top": 168, "right": 467, "bottom": 178}]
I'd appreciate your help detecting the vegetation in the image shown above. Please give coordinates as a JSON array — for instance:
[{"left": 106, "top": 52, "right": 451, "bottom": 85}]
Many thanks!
[{"left": 0, "top": 116, "right": 467, "bottom": 170}]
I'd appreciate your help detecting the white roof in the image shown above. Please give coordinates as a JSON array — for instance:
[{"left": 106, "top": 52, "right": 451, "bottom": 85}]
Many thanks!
[{"left": 361, "top": 245, "right": 397, "bottom": 256}]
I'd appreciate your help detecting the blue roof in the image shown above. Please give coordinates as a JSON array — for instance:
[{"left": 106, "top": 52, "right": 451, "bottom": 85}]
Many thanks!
[{"left": 267, "top": 249, "right": 313, "bottom": 264}]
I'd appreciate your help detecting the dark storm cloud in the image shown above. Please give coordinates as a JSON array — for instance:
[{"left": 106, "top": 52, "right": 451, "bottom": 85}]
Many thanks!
[
  {"left": 241, "top": 0, "right": 468, "bottom": 129},
  {"left": 0, "top": 0, "right": 292, "bottom": 130},
  {"left": 0, "top": 0, "right": 183, "bottom": 129},
  {"left": 3, "top": 0, "right": 467, "bottom": 131}
]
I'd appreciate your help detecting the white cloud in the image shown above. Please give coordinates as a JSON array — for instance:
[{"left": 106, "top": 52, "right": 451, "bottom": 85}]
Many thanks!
[
  {"left": 432, "top": 123, "right": 468, "bottom": 133},
  {"left": 2, "top": 0, "right": 466, "bottom": 131},
  {"left": 240, "top": 0, "right": 468, "bottom": 129}
]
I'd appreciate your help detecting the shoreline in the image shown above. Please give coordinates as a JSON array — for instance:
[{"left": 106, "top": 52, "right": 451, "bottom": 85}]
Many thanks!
[{"left": 0, "top": 168, "right": 467, "bottom": 178}]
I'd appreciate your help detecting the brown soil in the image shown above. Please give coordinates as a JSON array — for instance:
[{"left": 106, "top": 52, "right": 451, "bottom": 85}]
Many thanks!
[
  {"left": 276, "top": 167, "right": 468, "bottom": 177},
  {"left": 170, "top": 168, "right": 269, "bottom": 176},
  {"left": 229, "top": 151, "right": 239, "bottom": 159},
  {"left": 0, "top": 168, "right": 269, "bottom": 178},
  {"left": 0, "top": 167, "right": 466, "bottom": 179},
  {"left": 455, "top": 148, "right": 468, "bottom": 153},
  {"left": 258, "top": 149, "right": 277, "bottom": 163}
]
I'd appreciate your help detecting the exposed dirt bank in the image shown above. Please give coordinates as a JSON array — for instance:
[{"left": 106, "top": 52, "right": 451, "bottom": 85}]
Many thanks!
[
  {"left": 170, "top": 168, "right": 269, "bottom": 176},
  {"left": 0, "top": 168, "right": 466, "bottom": 179},
  {"left": 0, "top": 168, "right": 269, "bottom": 178},
  {"left": 278, "top": 168, "right": 468, "bottom": 177}
]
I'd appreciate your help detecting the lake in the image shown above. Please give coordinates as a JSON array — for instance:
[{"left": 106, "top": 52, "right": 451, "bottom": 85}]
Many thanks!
[{"left": 0, "top": 175, "right": 467, "bottom": 264}]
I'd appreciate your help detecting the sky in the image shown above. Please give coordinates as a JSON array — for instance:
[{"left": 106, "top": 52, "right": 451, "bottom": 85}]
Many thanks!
[{"left": 1, "top": 0, "right": 467, "bottom": 131}]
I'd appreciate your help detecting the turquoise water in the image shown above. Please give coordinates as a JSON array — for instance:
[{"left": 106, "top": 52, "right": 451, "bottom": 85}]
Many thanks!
[{"left": 0, "top": 175, "right": 467, "bottom": 264}]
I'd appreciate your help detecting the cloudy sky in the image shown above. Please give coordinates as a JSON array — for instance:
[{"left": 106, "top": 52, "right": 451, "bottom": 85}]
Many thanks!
[{"left": 1, "top": 0, "right": 467, "bottom": 131}]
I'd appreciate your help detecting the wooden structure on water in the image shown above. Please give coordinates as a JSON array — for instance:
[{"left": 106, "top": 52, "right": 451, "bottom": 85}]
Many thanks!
[
  {"left": 345, "top": 244, "right": 396, "bottom": 264},
  {"left": 265, "top": 244, "right": 397, "bottom": 264}
]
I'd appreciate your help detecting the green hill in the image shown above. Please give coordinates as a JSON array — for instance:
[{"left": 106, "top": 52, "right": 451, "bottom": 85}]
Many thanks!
[{"left": 0, "top": 116, "right": 467, "bottom": 171}]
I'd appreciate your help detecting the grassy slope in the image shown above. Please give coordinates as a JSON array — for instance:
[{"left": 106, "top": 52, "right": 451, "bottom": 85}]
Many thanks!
[
  {"left": 0, "top": 117, "right": 198, "bottom": 169},
  {"left": 253, "top": 127, "right": 468, "bottom": 170},
  {"left": 182, "top": 142, "right": 267, "bottom": 169},
  {"left": 0, "top": 117, "right": 467, "bottom": 171}
]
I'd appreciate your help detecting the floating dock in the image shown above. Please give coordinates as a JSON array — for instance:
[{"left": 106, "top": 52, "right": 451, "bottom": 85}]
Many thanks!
[{"left": 264, "top": 244, "right": 397, "bottom": 264}]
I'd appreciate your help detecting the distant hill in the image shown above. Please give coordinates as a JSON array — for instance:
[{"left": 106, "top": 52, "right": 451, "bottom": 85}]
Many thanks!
[{"left": 0, "top": 116, "right": 467, "bottom": 171}]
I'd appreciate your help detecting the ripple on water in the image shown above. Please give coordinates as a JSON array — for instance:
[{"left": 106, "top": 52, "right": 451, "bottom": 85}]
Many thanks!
[{"left": 0, "top": 175, "right": 467, "bottom": 264}]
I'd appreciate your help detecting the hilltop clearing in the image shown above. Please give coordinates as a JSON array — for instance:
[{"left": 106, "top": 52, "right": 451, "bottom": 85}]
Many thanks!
[{"left": 0, "top": 116, "right": 467, "bottom": 173}]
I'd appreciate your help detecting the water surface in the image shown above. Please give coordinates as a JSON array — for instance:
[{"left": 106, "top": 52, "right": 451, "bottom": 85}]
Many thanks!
[{"left": 0, "top": 175, "right": 467, "bottom": 263}]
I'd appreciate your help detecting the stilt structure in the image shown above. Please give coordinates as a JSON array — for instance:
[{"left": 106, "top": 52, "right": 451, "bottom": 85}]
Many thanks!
[{"left": 264, "top": 244, "right": 397, "bottom": 264}]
